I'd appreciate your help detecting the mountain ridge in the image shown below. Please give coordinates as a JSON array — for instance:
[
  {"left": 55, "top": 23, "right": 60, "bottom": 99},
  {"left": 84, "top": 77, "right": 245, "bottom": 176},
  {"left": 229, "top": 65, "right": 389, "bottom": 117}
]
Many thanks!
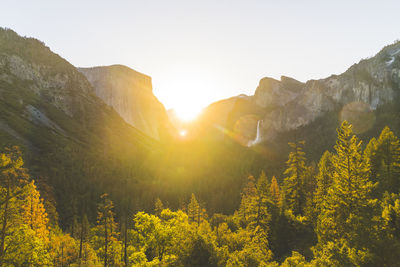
[
  {"left": 0, "top": 27, "right": 157, "bottom": 226},
  {"left": 199, "top": 40, "right": 400, "bottom": 144}
]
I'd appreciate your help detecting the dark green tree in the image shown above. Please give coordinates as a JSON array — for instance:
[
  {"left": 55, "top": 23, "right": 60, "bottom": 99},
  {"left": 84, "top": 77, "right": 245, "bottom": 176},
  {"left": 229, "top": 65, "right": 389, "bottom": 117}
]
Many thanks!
[
  {"left": 365, "top": 126, "right": 400, "bottom": 196},
  {"left": 311, "top": 151, "right": 334, "bottom": 224}
]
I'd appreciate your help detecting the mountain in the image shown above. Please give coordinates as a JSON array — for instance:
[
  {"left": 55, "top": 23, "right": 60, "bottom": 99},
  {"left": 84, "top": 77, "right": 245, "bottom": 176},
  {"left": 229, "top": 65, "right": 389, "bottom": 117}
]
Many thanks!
[
  {"left": 1, "top": 26, "right": 399, "bottom": 231},
  {"left": 79, "top": 65, "right": 173, "bottom": 140},
  {"left": 200, "top": 41, "right": 400, "bottom": 146},
  {"left": 0, "top": 28, "right": 156, "bottom": 226}
]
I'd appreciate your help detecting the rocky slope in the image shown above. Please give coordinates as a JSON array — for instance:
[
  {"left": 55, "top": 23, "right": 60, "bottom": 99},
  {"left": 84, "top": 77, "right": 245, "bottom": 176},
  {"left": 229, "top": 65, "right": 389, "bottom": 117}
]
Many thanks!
[
  {"left": 201, "top": 41, "right": 400, "bottom": 144},
  {"left": 0, "top": 28, "right": 155, "bottom": 226},
  {"left": 79, "top": 65, "right": 172, "bottom": 140}
]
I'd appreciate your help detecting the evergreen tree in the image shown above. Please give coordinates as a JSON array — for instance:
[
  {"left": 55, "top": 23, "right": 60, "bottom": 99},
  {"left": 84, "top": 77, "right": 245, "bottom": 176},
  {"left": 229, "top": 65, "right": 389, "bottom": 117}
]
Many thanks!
[
  {"left": 253, "top": 171, "right": 271, "bottom": 231},
  {"left": 21, "top": 181, "right": 49, "bottom": 243},
  {"left": 270, "top": 176, "right": 281, "bottom": 208},
  {"left": 283, "top": 141, "right": 308, "bottom": 216},
  {"left": 236, "top": 172, "right": 272, "bottom": 241},
  {"left": 314, "top": 121, "right": 377, "bottom": 265},
  {"left": 311, "top": 151, "right": 334, "bottom": 224},
  {"left": 365, "top": 127, "right": 400, "bottom": 195},
  {"left": 96, "top": 193, "right": 119, "bottom": 267},
  {"left": 0, "top": 147, "right": 29, "bottom": 263},
  {"left": 188, "top": 193, "right": 201, "bottom": 225},
  {"left": 374, "top": 192, "right": 400, "bottom": 265},
  {"left": 0, "top": 148, "right": 53, "bottom": 265},
  {"left": 79, "top": 214, "right": 89, "bottom": 260},
  {"left": 237, "top": 175, "right": 257, "bottom": 227},
  {"left": 154, "top": 198, "right": 164, "bottom": 217}
]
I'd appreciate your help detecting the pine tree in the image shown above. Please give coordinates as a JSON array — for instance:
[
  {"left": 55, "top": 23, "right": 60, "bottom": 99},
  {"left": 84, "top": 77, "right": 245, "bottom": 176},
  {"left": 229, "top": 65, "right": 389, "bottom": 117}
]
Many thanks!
[
  {"left": 254, "top": 171, "right": 271, "bottom": 231},
  {"left": 21, "top": 181, "right": 49, "bottom": 243},
  {"left": 315, "top": 121, "right": 377, "bottom": 265},
  {"left": 79, "top": 214, "right": 89, "bottom": 260},
  {"left": 375, "top": 192, "right": 400, "bottom": 265},
  {"left": 96, "top": 193, "right": 118, "bottom": 267},
  {"left": 269, "top": 176, "right": 281, "bottom": 207},
  {"left": 236, "top": 173, "right": 272, "bottom": 234},
  {"left": 283, "top": 141, "right": 308, "bottom": 215},
  {"left": 242, "top": 171, "right": 271, "bottom": 232},
  {"left": 237, "top": 175, "right": 257, "bottom": 227},
  {"left": 0, "top": 147, "right": 28, "bottom": 262},
  {"left": 154, "top": 198, "right": 164, "bottom": 216},
  {"left": 0, "top": 148, "right": 52, "bottom": 265},
  {"left": 312, "top": 151, "right": 334, "bottom": 223},
  {"left": 365, "top": 127, "right": 400, "bottom": 195},
  {"left": 188, "top": 193, "right": 201, "bottom": 225}
]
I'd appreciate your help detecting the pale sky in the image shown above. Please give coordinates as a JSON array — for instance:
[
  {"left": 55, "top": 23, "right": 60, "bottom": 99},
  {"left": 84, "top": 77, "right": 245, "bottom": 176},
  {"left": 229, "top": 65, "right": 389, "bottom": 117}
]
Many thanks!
[{"left": 1, "top": 0, "right": 400, "bottom": 118}]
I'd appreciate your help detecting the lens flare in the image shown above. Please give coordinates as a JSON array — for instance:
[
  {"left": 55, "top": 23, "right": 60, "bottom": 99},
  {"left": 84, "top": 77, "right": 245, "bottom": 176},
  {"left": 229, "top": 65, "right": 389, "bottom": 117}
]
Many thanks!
[{"left": 179, "top": 129, "right": 188, "bottom": 137}]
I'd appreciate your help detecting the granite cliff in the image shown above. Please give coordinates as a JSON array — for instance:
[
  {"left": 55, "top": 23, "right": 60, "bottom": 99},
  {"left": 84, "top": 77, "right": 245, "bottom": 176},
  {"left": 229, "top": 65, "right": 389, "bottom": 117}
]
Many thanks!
[
  {"left": 79, "top": 65, "right": 172, "bottom": 140},
  {"left": 200, "top": 41, "right": 400, "bottom": 144},
  {"left": 0, "top": 28, "right": 155, "bottom": 226}
]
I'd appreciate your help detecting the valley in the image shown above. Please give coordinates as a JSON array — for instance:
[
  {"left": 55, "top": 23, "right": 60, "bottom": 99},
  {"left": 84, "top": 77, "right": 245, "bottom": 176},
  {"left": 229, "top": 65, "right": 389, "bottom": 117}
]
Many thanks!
[{"left": 0, "top": 27, "right": 399, "bottom": 266}]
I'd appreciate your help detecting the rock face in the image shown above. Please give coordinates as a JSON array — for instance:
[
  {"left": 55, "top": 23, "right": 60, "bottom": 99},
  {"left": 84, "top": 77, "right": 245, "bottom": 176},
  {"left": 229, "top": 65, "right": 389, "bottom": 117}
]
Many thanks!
[
  {"left": 79, "top": 65, "right": 171, "bottom": 140},
  {"left": 0, "top": 27, "right": 156, "bottom": 226},
  {"left": 202, "top": 41, "right": 400, "bottom": 142},
  {"left": 0, "top": 27, "right": 153, "bottom": 147}
]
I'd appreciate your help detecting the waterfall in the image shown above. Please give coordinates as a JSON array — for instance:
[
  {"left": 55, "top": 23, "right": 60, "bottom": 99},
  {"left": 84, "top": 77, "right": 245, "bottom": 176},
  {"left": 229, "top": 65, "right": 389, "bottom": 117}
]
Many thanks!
[{"left": 248, "top": 120, "right": 263, "bottom": 146}]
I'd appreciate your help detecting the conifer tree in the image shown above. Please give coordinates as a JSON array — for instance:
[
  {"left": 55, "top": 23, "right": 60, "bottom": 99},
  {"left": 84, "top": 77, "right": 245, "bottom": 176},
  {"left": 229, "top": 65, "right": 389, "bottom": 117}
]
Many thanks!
[
  {"left": 188, "top": 193, "right": 201, "bottom": 225},
  {"left": 315, "top": 121, "right": 377, "bottom": 265},
  {"left": 79, "top": 214, "right": 89, "bottom": 260},
  {"left": 237, "top": 173, "right": 272, "bottom": 234},
  {"left": 365, "top": 127, "right": 400, "bottom": 195},
  {"left": 283, "top": 141, "right": 308, "bottom": 215},
  {"left": 21, "top": 181, "right": 49, "bottom": 243},
  {"left": 237, "top": 175, "right": 257, "bottom": 227},
  {"left": 96, "top": 193, "right": 118, "bottom": 267},
  {"left": 0, "top": 147, "right": 28, "bottom": 262},
  {"left": 154, "top": 198, "right": 164, "bottom": 217},
  {"left": 375, "top": 192, "right": 400, "bottom": 265},
  {"left": 270, "top": 176, "right": 281, "bottom": 208},
  {"left": 254, "top": 171, "right": 271, "bottom": 231},
  {"left": 312, "top": 151, "right": 334, "bottom": 223}
]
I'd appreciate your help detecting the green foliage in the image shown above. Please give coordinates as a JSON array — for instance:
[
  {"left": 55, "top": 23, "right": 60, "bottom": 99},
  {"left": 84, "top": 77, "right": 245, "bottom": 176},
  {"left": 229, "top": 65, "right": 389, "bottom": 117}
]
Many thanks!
[
  {"left": 93, "top": 193, "right": 121, "bottom": 266},
  {"left": 283, "top": 141, "right": 309, "bottom": 216},
  {"left": 314, "top": 121, "right": 378, "bottom": 266},
  {"left": 311, "top": 151, "right": 334, "bottom": 225},
  {"left": 365, "top": 126, "right": 400, "bottom": 196},
  {"left": 280, "top": 251, "right": 310, "bottom": 267},
  {"left": 3, "top": 121, "right": 400, "bottom": 266},
  {"left": 188, "top": 193, "right": 203, "bottom": 226},
  {"left": 0, "top": 147, "right": 99, "bottom": 266},
  {"left": 270, "top": 176, "right": 282, "bottom": 208}
]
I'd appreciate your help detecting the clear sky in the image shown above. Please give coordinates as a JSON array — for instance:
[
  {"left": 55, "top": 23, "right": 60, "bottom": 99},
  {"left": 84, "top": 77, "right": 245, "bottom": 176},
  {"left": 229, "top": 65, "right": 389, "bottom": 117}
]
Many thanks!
[{"left": 1, "top": 0, "right": 400, "bottom": 118}]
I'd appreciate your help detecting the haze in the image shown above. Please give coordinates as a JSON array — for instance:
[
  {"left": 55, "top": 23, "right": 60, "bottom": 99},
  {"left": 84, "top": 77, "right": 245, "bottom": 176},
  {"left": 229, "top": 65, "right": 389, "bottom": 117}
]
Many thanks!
[{"left": 1, "top": 0, "right": 400, "bottom": 116}]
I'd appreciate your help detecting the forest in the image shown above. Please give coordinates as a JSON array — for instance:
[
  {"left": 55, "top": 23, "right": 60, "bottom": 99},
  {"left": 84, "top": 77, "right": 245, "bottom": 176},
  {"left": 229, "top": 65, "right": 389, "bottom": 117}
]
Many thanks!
[{"left": 1, "top": 120, "right": 399, "bottom": 266}]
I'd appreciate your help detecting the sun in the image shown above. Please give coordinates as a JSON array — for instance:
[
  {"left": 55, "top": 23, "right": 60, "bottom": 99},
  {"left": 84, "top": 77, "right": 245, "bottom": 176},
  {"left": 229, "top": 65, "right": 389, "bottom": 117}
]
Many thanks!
[
  {"left": 153, "top": 65, "right": 218, "bottom": 123},
  {"left": 174, "top": 105, "right": 202, "bottom": 122}
]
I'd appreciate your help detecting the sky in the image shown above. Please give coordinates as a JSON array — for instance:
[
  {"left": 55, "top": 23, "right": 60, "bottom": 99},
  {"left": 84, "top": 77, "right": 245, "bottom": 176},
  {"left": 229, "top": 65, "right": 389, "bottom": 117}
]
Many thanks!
[{"left": 1, "top": 0, "right": 400, "bottom": 119}]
